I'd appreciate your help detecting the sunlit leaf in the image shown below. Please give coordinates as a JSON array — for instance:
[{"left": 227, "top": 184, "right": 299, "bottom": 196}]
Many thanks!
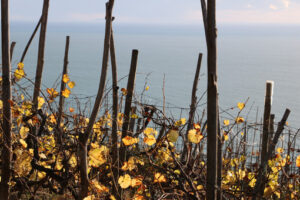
[
  {"left": 174, "top": 118, "right": 186, "bottom": 127},
  {"left": 19, "top": 139, "right": 27, "bottom": 148},
  {"left": 188, "top": 129, "right": 203, "bottom": 144},
  {"left": 145, "top": 86, "right": 149, "bottom": 91},
  {"left": 122, "top": 136, "right": 139, "bottom": 146},
  {"left": 68, "top": 81, "right": 75, "bottom": 89},
  {"left": 144, "top": 135, "right": 156, "bottom": 146},
  {"left": 154, "top": 172, "right": 166, "bottom": 183},
  {"left": 223, "top": 120, "right": 230, "bottom": 126},
  {"left": 88, "top": 146, "right": 108, "bottom": 168},
  {"left": 17, "top": 62, "right": 24, "bottom": 70},
  {"left": 62, "top": 88, "right": 71, "bottom": 98},
  {"left": 20, "top": 126, "right": 29, "bottom": 139},
  {"left": 62, "top": 74, "right": 70, "bottom": 83},
  {"left": 38, "top": 96, "right": 45, "bottom": 109},
  {"left": 237, "top": 102, "right": 245, "bottom": 110},
  {"left": 14, "top": 69, "right": 25, "bottom": 80},
  {"left": 118, "top": 174, "right": 132, "bottom": 189},
  {"left": 235, "top": 117, "right": 245, "bottom": 124},
  {"left": 296, "top": 155, "right": 300, "bottom": 167},
  {"left": 69, "top": 107, "right": 75, "bottom": 112}
]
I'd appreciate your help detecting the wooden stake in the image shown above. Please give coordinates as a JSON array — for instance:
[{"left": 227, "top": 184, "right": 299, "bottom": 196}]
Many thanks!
[
  {"left": 32, "top": 0, "right": 50, "bottom": 107},
  {"left": 120, "top": 49, "right": 139, "bottom": 163},
  {"left": 78, "top": 1, "right": 114, "bottom": 199},
  {"left": 0, "top": 0, "right": 12, "bottom": 199}
]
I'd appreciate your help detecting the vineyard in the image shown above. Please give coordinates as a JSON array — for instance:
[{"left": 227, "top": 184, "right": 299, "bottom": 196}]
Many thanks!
[{"left": 1, "top": 0, "right": 300, "bottom": 200}]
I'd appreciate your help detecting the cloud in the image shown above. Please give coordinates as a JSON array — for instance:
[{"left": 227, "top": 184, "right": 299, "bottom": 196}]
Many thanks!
[
  {"left": 281, "top": 0, "right": 290, "bottom": 8},
  {"left": 269, "top": 4, "right": 278, "bottom": 10}
]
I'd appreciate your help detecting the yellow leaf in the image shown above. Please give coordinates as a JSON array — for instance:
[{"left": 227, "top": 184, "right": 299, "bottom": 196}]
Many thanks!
[
  {"left": 62, "top": 74, "right": 70, "bottom": 83},
  {"left": 118, "top": 174, "right": 132, "bottom": 189},
  {"left": 46, "top": 88, "right": 59, "bottom": 99},
  {"left": 296, "top": 155, "right": 300, "bottom": 167},
  {"left": 143, "top": 127, "right": 157, "bottom": 136},
  {"left": 83, "top": 195, "right": 95, "bottom": 200},
  {"left": 68, "top": 81, "right": 75, "bottom": 89},
  {"left": 121, "top": 88, "right": 127, "bottom": 95},
  {"left": 20, "top": 126, "right": 29, "bottom": 139},
  {"left": 154, "top": 172, "right": 166, "bottom": 183},
  {"left": 223, "top": 120, "right": 230, "bottom": 126},
  {"left": 174, "top": 118, "right": 186, "bottom": 127},
  {"left": 69, "top": 154, "right": 77, "bottom": 168},
  {"left": 144, "top": 135, "right": 156, "bottom": 146},
  {"left": 122, "top": 136, "right": 139, "bottom": 146},
  {"left": 0, "top": 100, "right": 3, "bottom": 109},
  {"left": 235, "top": 117, "right": 245, "bottom": 124},
  {"left": 131, "top": 114, "right": 138, "bottom": 119},
  {"left": 188, "top": 129, "right": 203, "bottom": 144},
  {"left": 224, "top": 134, "right": 229, "bottom": 141},
  {"left": 88, "top": 146, "right": 108, "bottom": 167},
  {"left": 19, "top": 139, "right": 27, "bottom": 148},
  {"left": 90, "top": 179, "right": 109, "bottom": 194},
  {"left": 62, "top": 88, "right": 71, "bottom": 98},
  {"left": 277, "top": 147, "right": 284, "bottom": 154},
  {"left": 237, "top": 102, "right": 245, "bottom": 110},
  {"left": 17, "top": 62, "right": 24, "bottom": 70},
  {"left": 14, "top": 69, "right": 25, "bottom": 80},
  {"left": 197, "top": 185, "right": 204, "bottom": 190},
  {"left": 145, "top": 86, "right": 149, "bottom": 91},
  {"left": 38, "top": 96, "right": 45, "bottom": 109},
  {"left": 131, "top": 177, "right": 143, "bottom": 187},
  {"left": 167, "top": 129, "right": 179, "bottom": 143}
]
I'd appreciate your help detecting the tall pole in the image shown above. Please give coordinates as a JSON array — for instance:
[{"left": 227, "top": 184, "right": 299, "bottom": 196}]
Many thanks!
[
  {"left": 0, "top": 0, "right": 12, "bottom": 199},
  {"left": 206, "top": 0, "right": 218, "bottom": 199}
]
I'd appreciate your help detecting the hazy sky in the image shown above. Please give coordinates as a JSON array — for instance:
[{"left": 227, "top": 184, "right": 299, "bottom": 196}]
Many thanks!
[{"left": 9, "top": 0, "right": 300, "bottom": 24}]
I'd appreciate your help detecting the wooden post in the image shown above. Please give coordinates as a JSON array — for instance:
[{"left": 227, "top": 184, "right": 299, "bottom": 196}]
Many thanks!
[
  {"left": 20, "top": 16, "right": 42, "bottom": 63},
  {"left": 57, "top": 36, "right": 70, "bottom": 143},
  {"left": 204, "top": 0, "right": 219, "bottom": 198},
  {"left": 261, "top": 81, "right": 274, "bottom": 164},
  {"left": 120, "top": 49, "right": 139, "bottom": 163},
  {"left": 10, "top": 41, "right": 16, "bottom": 61},
  {"left": 253, "top": 109, "right": 290, "bottom": 199},
  {"left": 78, "top": 1, "right": 114, "bottom": 199},
  {"left": 32, "top": 0, "right": 50, "bottom": 107},
  {"left": 182, "top": 53, "right": 202, "bottom": 163},
  {"left": 110, "top": 28, "right": 120, "bottom": 197},
  {"left": 0, "top": 0, "right": 12, "bottom": 199}
]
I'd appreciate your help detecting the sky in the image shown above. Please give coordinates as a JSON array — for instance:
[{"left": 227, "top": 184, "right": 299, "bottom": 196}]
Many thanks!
[{"left": 9, "top": 0, "right": 300, "bottom": 25}]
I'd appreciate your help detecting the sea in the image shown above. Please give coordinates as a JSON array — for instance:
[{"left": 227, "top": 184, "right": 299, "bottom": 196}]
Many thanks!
[{"left": 5, "top": 22, "right": 300, "bottom": 129}]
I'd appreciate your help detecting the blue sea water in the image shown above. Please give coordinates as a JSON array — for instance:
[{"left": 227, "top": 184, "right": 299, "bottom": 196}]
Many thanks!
[{"left": 4, "top": 22, "right": 300, "bottom": 128}]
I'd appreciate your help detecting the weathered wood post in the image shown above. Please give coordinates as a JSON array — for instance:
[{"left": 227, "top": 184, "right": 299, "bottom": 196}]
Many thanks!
[
  {"left": 120, "top": 49, "right": 139, "bottom": 163},
  {"left": 0, "top": 0, "right": 12, "bottom": 199},
  {"left": 10, "top": 41, "right": 16, "bottom": 60},
  {"left": 204, "top": 0, "right": 219, "bottom": 198},
  {"left": 110, "top": 28, "right": 120, "bottom": 197},
  {"left": 261, "top": 81, "right": 274, "bottom": 162},
  {"left": 57, "top": 36, "right": 70, "bottom": 143},
  {"left": 78, "top": 1, "right": 114, "bottom": 199},
  {"left": 33, "top": 0, "right": 50, "bottom": 106},
  {"left": 253, "top": 109, "right": 290, "bottom": 199},
  {"left": 182, "top": 53, "right": 203, "bottom": 163}
]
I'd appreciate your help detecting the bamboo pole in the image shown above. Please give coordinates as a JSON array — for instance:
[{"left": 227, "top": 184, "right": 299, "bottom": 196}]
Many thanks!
[
  {"left": 32, "top": 0, "right": 50, "bottom": 107},
  {"left": 120, "top": 49, "right": 139, "bottom": 163},
  {"left": 78, "top": 1, "right": 114, "bottom": 199},
  {"left": 0, "top": 0, "right": 12, "bottom": 199}
]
